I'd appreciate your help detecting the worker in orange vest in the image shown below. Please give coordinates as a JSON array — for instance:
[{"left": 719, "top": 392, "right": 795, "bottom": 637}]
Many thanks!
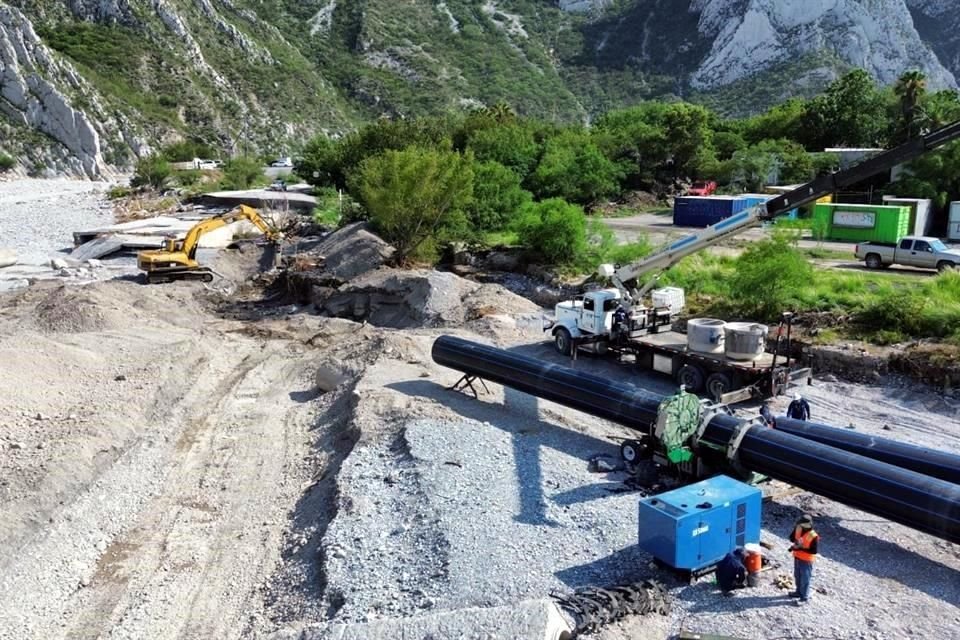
[{"left": 788, "top": 513, "right": 819, "bottom": 605}]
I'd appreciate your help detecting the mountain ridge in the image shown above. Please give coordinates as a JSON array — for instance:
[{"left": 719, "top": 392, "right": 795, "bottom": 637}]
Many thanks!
[{"left": 0, "top": 0, "right": 957, "bottom": 176}]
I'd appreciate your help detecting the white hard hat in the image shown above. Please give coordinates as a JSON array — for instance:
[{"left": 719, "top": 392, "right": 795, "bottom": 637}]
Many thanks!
[{"left": 794, "top": 393, "right": 802, "bottom": 401}]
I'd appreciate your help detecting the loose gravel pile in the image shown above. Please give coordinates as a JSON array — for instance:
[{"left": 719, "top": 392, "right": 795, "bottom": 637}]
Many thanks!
[{"left": 0, "top": 178, "right": 112, "bottom": 265}]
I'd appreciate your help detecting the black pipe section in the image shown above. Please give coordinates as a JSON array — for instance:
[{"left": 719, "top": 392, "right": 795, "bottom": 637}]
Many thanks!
[
  {"left": 432, "top": 336, "right": 960, "bottom": 544},
  {"left": 774, "top": 417, "right": 960, "bottom": 485},
  {"left": 432, "top": 335, "right": 663, "bottom": 430}
]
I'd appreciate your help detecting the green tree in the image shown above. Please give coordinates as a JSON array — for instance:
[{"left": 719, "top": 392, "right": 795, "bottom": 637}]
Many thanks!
[
  {"left": 0, "top": 153, "right": 14, "bottom": 172},
  {"left": 893, "top": 70, "right": 928, "bottom": 142},
  {"left": 595, "top": 102, "right": 716, "bottom": 186},
  {"left": 298, "top": 135, "right": 341, "bottom": 187},
  {"left": 351, "top": 147, "right": 474, "bottom": 264},
  {"left": 336, "top": 117, "right": 453, "bottom": 186},
  {"left": 753, "top": 139, "right": 815, "bottom": 184},
  {"left": 800, "top": 70, "right": 887, "bottom": 148},
  {"left": 530, "top": 129, "right": 622, "bottom": 204},
  {"left": 742, "top": 98, "right": 807, "bottom": 144},
  {"left": 220, "top": 156, "right": 264, "bottom": 190},
  {"left": 132, "top": 154, "right": 171, "bottom": 190},
  {"left": 887, "top": 139, "right": 960, "bottom": 209},
  {"left": 468, "top": 161, "right": 532, "bottom": 232},
  {"left": 729, "top": 233, "right": 813, "bottom": 317},
  {"left": 921, "top": 89, "right": 960, "bottom": 130},
  {"left": 513, "top": 198, "right": 587, "bottom": 266},
  {"left": 467, "top": 122, "right": 542, "bottom": 180},
  {"left": 728, "top": 147, "right": 778, "bottom": 192},
  {"left": 161, "top": 140, "right": 216, "bottom": 162}
]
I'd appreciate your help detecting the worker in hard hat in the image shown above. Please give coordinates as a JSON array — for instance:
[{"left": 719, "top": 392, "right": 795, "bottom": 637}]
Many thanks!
[
  {"left": 786, "top": 393, "right": 811, "bottom": 421},
  {"left": 788, "top": 514, "right": 819, "bottom": 605},
  {"left": 716, "top": 548, "right": 747, "bottom": 596}
]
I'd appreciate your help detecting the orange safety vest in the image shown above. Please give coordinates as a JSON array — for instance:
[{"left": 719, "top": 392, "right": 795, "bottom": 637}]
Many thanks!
[{"left": 792, "top": 529, "right": 819, "bottom": 562}]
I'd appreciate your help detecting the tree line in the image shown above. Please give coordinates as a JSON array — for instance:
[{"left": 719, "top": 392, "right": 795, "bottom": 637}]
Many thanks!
[{"left": 139, "top": 69, "right": 960, "bottom": 266}]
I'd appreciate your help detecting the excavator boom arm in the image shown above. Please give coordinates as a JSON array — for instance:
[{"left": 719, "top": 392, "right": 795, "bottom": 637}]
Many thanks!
[{"left": 179, "top": 204, "right": 279, "bottom": 259}]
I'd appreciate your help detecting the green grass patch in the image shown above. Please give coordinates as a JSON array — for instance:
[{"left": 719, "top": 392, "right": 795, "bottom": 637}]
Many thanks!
[{"left": 483, "top": 230, "right": 521, "bottom": 247}]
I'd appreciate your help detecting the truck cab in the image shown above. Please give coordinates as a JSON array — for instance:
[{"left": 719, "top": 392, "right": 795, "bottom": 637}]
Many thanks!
[
  {"left": 549, "top": 289, "right": 671, "bottom": 355},
  {"left": 856, "top": 235, "right": 960, "bottom": 271}
]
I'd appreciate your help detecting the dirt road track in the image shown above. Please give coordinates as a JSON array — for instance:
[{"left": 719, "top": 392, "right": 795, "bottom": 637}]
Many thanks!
[{"left": 0, "top": 310, "right": 323, "bottom": 639}]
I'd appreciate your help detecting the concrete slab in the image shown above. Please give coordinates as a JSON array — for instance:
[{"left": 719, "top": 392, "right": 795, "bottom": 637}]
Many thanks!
[
  {"left": 0, "top": 249, "right": 16, "bottom": 268},
  {"left": 70, "top": 236, "right": 127, "bottom": 261},
  {"left": 286, "top": 599, "right": 572, "bottom": 640},
  {"left": 196, "top": 189, "right": 317, "bottom": 212}
]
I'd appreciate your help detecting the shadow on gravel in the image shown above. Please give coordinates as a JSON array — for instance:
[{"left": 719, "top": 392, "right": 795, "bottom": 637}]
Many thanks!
[
  {"left": 766, "top": 502, "right": 960, "bottom": 604},
  {"left": 289, "top": 388, "right": 321, "bottom": 403},
  {"left": 681, "top": 591, "right": 795, "bottom": 613},
  {"left": 554, "top": 544, "right": 652, "bottom": 588},
  {"left": 389, "top": 379, "right": 628, "bottom": 528}
]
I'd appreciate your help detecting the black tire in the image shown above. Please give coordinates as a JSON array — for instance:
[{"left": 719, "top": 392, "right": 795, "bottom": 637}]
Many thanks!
[
  {"left": 554, "top": 328, "right": 573, "bottom": 356},
  {"left": 865, "top": 253, "right": 883, "bottom": 269},
  {"left": 937, "top": 260, "right": 956, "bottom": 273},
  {"left": 676, "top": 364, "right": 705, "bottom": 393},
  {"left": 706, "top": 372, "right": 733, "bottom": 402},
  {"left": 621, "top": 439, "right": 645, "bottom": 464}
]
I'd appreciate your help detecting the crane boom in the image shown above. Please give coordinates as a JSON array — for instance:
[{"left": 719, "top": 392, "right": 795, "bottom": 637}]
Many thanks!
[{"left": 608, "top": 119, "right": 960, "bottom": 301}]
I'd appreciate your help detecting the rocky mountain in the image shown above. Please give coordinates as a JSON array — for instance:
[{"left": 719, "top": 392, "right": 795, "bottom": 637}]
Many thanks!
[{"left": 0, "top": 0, "right": 958, "bottom": 177}]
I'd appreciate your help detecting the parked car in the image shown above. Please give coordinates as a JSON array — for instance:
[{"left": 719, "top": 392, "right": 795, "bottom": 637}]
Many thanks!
[
  {"left": 687, "top": 180, "right": 718, "bottom": 196},
  {"left": 267, "top": 179, "right": 287, "bottom": 192},
  {"left": 270, "top": 157, "right": 293, "bottom": 168},
  {"left": 855, "top": 236, "right": 960, "bottom": 271}
]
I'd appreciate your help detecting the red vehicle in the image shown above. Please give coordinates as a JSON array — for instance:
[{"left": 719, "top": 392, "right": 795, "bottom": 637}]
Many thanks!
[{"left": 688, "top": 180, "right": 717, "bottom": 196}]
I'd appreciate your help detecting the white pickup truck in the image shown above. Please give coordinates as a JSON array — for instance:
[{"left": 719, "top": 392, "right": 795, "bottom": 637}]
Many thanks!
[{"left": 855, "top": 236, "right": 960, "bottom": 272}]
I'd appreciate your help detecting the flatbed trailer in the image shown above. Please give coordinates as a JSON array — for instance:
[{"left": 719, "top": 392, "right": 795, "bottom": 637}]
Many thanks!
[{"left": 588, "top": 328, "right": 811, "bottom": 404}]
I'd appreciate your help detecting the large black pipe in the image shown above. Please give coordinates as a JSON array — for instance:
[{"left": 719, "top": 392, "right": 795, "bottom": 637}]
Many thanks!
[
  {"left": 432, "top": 336, "right": 960, "bottom": 544},
  {"left": 774, "top": 417, "right": 960, "bottom": 485}
]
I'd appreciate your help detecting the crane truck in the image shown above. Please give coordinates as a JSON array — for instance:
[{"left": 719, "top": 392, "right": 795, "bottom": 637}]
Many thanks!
[
  {"left": 138, "top": 204, "right": 283, "bottom": 283},
  {"left": 545, "top": 119, "right": 960, "bottom": 402}
]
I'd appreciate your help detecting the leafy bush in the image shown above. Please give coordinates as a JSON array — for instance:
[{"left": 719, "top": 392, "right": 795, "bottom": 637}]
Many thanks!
[
  {"left": 132, "top": 154, "right": 171, "bottom": 190},
  {"left": 466, "top": 122, "right": 542, "bottom": 180},
  {"left": 728, "top": 233, "right": 814, "bottom": 318},
  {"left": 220, "top": 157, "right": 265, "bottom": 190},
  {"left": 0, "top": 154, "right": 14, "bottom": 172},
  {"left": 467, "top": 161, "right": 532, "bottom": 232},
  {"left": 514, "top": 198, "right": 587, "bottom": 266},
  {"left": 108, "top": 185, "right": 132, "bottom": 199},
  {"left": 162, "top": 141, "right": 216, "bottom": 162},
  {"left": 351, "top": 147, "right": 474, "bottom": 264},
  {"left": 530, "top": 129, "right": 622, "bottom": 205}
]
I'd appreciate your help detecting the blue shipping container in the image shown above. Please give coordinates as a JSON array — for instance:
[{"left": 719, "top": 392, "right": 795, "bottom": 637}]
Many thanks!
[
  {"left": 674, "top": 196, "right": 748, "bottom": 227},
  {"left": 740, "top": 194, "right": 798, "bottom": 220},
  {"left": 637, "top": 475, "right": 762, "bottom": 571}
]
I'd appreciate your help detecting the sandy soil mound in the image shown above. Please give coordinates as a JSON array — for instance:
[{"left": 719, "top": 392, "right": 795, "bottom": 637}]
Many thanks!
[
  {"left": 318, "top": 268, "right": 540, "bottom": 328},
  {"left": 18, "top": 280, "right": 207, "bottom": 333}
]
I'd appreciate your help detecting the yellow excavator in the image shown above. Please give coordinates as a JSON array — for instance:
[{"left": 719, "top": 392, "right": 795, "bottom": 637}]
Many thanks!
[{"left": 138, "top": 204, "right": 283, "bottom": 283}]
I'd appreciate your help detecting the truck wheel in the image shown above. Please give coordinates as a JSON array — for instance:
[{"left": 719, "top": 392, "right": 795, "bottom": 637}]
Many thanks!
[
  {"left": 620, "top": 439, "right": 648, "bottom": 464},
  {"left": 554, "top": 328, "right": 573, "bottom": 356},
  {"left": 937, "top": 260, "right": 956, "bottom": 273},
  {"left": 676, "top": 364, "right": 705, "bottom": 393},
  {"left": 865, "top": 253, "right": 883, "bottom": 269},
  {"left": 706, "top": 373, "right": 733, "bottom": 402}
]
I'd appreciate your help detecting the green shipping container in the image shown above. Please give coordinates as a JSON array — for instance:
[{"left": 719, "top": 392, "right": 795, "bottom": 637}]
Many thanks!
[{"left": 812, "top": 203, "right": 911, "bottom": 243}]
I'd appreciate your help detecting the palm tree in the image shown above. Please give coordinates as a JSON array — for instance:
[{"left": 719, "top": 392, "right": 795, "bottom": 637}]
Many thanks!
[{"left": 894, "top": 70, "right": 928, "bottom": 139}]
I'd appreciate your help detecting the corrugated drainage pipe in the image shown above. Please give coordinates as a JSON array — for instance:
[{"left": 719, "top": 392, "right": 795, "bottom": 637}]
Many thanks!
[{"left": 431, "top": 336, "right": 960, "bottom": 544}]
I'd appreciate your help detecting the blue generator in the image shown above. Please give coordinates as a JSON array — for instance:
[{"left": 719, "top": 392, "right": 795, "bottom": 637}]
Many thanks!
[{"left": 637, "top": 475, "right": 762, "bottom": 572}]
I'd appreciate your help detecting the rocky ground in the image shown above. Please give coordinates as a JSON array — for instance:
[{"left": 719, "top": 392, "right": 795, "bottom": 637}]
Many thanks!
[{"left": 0, "top": 179, "right": 958, "bottom": 640}]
